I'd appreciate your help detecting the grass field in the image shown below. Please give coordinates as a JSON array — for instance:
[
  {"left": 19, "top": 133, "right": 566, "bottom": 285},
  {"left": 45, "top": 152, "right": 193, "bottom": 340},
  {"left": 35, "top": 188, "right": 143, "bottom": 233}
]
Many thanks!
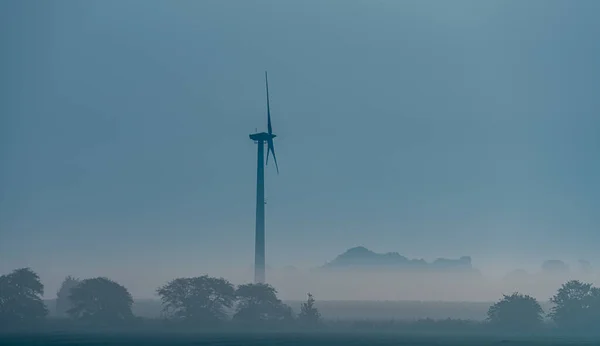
[{"left": 1, "top": 333, "right": 598, "bottom": 346}]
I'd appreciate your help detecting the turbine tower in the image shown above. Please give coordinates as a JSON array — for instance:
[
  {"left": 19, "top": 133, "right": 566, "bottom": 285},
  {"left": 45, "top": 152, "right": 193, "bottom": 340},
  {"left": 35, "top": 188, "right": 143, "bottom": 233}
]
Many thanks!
[{"left": 249, "top": 71, "right": 279, "bottom": 284}]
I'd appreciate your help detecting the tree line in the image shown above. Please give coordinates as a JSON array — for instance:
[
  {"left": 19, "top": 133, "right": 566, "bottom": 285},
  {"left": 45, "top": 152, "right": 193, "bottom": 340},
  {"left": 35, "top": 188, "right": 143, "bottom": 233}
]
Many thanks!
[
  {"left": 1, "top": 268, "right": 320, "bottom": 331},
  {"left": 2, "top": 267, "right": 600, "bottom": 334}
]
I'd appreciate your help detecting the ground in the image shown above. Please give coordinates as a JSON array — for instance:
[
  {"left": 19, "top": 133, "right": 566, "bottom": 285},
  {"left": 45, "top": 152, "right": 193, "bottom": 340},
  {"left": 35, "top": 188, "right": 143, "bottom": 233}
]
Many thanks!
[{"left": 1, "top": 333, "right": 598, "bottom": 346}]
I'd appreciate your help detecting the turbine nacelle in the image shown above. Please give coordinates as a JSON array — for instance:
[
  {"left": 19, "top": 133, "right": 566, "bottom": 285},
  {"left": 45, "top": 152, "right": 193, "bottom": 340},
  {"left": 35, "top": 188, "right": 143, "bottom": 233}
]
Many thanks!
[{"left": 249, "top": 132, "right": 276, "bottom": 142}]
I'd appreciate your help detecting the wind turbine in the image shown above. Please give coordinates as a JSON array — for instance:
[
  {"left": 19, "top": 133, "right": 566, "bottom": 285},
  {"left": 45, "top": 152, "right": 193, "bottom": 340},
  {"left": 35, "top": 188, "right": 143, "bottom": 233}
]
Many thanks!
[{"left": 249, "top": 71, "right": 279, "bottom": 284}]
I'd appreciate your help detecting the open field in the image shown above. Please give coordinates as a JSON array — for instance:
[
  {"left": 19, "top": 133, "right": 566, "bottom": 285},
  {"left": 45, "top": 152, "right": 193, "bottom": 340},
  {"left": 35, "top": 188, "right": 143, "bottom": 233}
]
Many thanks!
[{"left": 0, "top": 333, "right": 598, "bottom": 346}]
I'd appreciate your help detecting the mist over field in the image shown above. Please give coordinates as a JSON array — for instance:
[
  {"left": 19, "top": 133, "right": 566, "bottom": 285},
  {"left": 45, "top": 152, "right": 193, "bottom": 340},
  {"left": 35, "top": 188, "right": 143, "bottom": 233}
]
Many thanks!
[{"left": 26, "top": 261, "right": 598, "bottom": 302}]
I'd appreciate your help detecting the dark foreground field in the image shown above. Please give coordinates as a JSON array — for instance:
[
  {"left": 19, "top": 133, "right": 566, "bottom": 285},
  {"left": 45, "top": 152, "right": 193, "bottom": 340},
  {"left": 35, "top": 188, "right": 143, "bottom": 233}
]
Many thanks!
[{"left": 0, "top": 333, "right": 598, "bottom": 346}]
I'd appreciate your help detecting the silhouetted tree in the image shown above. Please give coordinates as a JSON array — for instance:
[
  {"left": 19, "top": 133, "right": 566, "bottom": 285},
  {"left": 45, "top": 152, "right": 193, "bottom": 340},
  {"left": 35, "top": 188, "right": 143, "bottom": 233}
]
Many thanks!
[
  {"left": 156, "top": 275, "right": 235, "bottom": 326},
  {"left": 68, "top": 277, "right": 134, "bottom": 325},
  {"left": 0, "top": 268, "right": 48, "bottom": 328},
  {"left": 298, "top": 293, "right": 321, "bottom": 327},
  {"left": 487, "top": 292, "right": 544, "bottom": 332},
  {"left": 549, "top": 280, "right": 600, "bottom": 330},
  {"left": 56, "top": 276, "right": 80, "bottom": 317},
  {"left": 233, "top": 283, "right": 293, "bottom": 325}
]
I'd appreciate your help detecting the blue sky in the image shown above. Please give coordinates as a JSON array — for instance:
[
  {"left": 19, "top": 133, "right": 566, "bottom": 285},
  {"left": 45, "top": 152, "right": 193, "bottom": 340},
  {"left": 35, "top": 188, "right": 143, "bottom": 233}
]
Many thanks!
[{"left": 1, "top": 1, "right": 599, "bottom": 296}]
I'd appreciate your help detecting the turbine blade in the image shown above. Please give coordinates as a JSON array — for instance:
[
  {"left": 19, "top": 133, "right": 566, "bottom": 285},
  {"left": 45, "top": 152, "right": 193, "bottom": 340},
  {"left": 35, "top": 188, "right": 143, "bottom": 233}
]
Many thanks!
[
  {"left": 268, "top": 139, "right": 279, "bottom": 174},
  {"left": 266, "top": 71, "right": 272, "bottom": 135},
  {"left": 266, "top": 141, "right": 270, "bottom": 165}
]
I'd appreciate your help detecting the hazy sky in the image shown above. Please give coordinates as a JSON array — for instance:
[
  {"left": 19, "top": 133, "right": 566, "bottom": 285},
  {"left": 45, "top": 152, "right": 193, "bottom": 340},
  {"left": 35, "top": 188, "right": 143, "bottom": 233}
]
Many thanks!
[{"left": 1, "top": 1, "right": 599, "bottom": 296}]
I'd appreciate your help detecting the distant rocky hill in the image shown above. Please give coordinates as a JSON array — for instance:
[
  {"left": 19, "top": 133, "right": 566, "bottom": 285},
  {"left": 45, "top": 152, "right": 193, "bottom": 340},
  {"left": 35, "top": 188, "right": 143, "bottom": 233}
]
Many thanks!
[{"left": 321, "top": 246, "right": 477, "bottom": 273}]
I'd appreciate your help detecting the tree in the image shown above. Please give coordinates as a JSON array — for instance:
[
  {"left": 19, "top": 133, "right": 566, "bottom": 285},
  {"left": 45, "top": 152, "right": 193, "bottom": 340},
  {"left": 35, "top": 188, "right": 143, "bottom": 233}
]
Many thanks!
[
  {"left": 549, "top": 280, "right": 600, "bottom": 330},
  {"left": 233, "top": 283, "right": 293, "bottom": 325},
  {"left": 56, "top": 276, "right": 80, "bottom": 317},
  {"left": 0, "top": 268, "right": 48, "bottom": 327},
  {"left": 487, "top": 292, "right": 544, "bottom": 331},
  {"left": 68, "top": 277, "right": 134, "bottom": 325},
  {"left": 298, "top": 293, "right": 321, "bottom": 327},
  {"left": 156, "top": 275, "right": 236, "bottom": 325}
]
